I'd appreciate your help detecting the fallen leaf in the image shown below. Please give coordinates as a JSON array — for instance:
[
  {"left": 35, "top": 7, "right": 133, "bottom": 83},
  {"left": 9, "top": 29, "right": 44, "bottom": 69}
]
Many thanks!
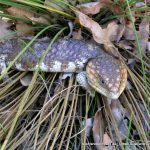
[
  {"left": 85, "top": 118, "right": 93, "bottom": 137},
  {"left": 20, "top": 73, "right": 33, "bottom": 86},
  {"left": 75, "top": 10, "right": 105, "bottom": 43},
  {"left": 138, "top": 101, "right": 150, "bottom": 132},
  {"left": 110, "top": 100, "right": 124, "bottom": 125},
  {"left": 77, "top": 0, "right": 122, "bottom": 15},
  {"left": 104, "top": 45, "right": 119, "bottom": 57},
  {"left": 93, "top": 111, "right": 101, "bottom": 144},
  {"left": 30, "top": 14, "right": 50, "bottom": 25},
  {"left": 103, "top": 21, "right": 125, "bottom": 56},
  {"left": 117, "top": 40, "right": 132, "bottom": 50},
  {"left": 110, "top": 100, "right": 130, "bottom": 142},
  {"left": 100, "top": 0, "right": 122, "bottom": 14},
  {"left": 6, "top": 7, "right": 34, "bottom": 19},
  {"left": 105, "top": 21, "right": 125, "bottom": 42},
  {"left": 92, "top": 108, "right": 106, "bottom": 150},
  {"left": 103, "top": 133, "right": 112, "bottom": 145},
  {"left": 0, "top": 18, "right": 12, "bottom": 38},
  {"left": 16, "top": 21, "right": 35, "bottom": 36},
  {"left": 127, "top": 58, "right": 135, "bottom": 70},
  {"left": 124, "top": 22, "right": 135, "bottom": 40},
  {"left": 138, "top": 15, "right": 149, "bottom": 54},
  {"left": 147, "top": 42, "right": 150, "bottom": 52},
  {"left": 93, "top": 109, "right": 113, "bottom": 149},
  {"left": 117, "top": 119, "right": 128, "bottom": 141},
  {"left": 72, "top": 28, "right": 83, "bottom": 40},
  {"left": 77, "top": 2, "right": 101, "bottom": 15},
  {"left": 123, "top": 10, "right": 136, "bottom": 41},
  {"left": 6, "top": 7, "right": 50, "bottom": 25},
  {"left": 106, "top": 22, "right": 119, "bottom": 42},
  {"left": 75, "top": 10, "right": 119, "bottom": 57}
]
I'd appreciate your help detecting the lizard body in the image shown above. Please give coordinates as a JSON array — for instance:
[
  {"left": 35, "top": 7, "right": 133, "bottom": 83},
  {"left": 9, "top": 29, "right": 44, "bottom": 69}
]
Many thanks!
[{"left": 0, "top": 37, "right": 127, "bottom": 99}]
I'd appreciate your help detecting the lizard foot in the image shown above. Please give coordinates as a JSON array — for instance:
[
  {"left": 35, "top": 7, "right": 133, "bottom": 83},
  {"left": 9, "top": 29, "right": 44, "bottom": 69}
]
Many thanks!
[{"left": 76, "top": 71, "right": 95, "bottom": 97}]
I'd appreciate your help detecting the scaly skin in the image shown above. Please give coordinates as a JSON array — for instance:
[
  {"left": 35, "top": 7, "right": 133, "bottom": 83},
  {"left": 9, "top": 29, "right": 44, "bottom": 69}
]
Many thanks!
[{"left": 0, "top": 37, "right": 127, "bottom": 99}]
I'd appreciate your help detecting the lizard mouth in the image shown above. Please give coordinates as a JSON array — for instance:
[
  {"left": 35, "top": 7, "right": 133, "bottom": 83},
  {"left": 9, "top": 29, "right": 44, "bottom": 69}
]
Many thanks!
[
  {"left": 108, "top": 91, "right": 120, "bottom": 99},
  {"left": 89, "top": 82, "right": 120, "bottom": 99}
]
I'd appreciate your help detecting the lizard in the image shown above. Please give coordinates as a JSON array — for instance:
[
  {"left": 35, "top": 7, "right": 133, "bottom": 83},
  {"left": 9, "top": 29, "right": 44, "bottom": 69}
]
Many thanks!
[{"left": 0, "top": 37, "right": 127, "bottom": 99}]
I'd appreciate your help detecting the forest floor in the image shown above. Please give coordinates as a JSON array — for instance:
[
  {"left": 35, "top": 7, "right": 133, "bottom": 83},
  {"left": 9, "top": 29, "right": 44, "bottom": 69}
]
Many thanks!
[{"left": 0, "top": 0, "right": 150, "bottom": 150}]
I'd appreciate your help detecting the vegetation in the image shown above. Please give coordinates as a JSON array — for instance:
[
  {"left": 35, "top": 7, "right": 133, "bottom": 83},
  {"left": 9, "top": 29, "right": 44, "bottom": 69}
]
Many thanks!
[{"left": 0, "top": 0, "right": 149, "bottom": 149}]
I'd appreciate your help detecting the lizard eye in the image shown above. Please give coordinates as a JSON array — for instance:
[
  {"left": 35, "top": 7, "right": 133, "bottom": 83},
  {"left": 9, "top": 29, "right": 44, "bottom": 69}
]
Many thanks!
[{"left": 100, "top": 79, "right": 106, "bottom": 85}]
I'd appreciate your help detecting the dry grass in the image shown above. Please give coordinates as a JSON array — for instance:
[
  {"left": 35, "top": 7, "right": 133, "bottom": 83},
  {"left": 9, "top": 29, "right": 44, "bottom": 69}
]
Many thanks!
[{"left": 0, "top": 0, "right": 150, "bottom": 149}]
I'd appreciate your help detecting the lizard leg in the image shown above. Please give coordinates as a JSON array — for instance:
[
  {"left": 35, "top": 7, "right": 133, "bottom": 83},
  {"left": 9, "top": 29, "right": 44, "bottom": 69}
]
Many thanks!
[
  {"left": 76, "top": 71, "right": 95, "bottom": 97},
  {"left": 0, "top": 54, "right": 9, "bottom": 80},
  {"left": 60, "top": 73, "right": 73, "bottom": 80}
]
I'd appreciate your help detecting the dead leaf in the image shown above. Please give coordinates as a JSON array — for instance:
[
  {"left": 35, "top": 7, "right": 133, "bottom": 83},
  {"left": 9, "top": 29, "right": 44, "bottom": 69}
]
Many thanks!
[
  {"left": 102, "top": 133, "right": 113, "bottom": 150},
  {"left": 93, "top": 109, "right": 113, "bottom": 149},
  {"left": 138, "top": 15, "right": 149, "bottom": 54},
  {"left": 117, "top": 40, "right": 132, "bottom": 50},
  {"left": 92, "top": 108, "right": 106, "bottom": 150},
  {"left": 123, "top": 9, "right": 136, "bottom": 41},
  {"left": 100, "top": 0, "right": 122, "bottom": 14},
  {"left": 105, "top": 21, "right": 125, "bottom": 42},
  {"left": 110, "top": 100, "right": 123, "bottom": 125},
  {"left": 0, "top": 18, "right": 12, "bottom": 38},
  {"left": 127, "top": 58, "right": 135, "bottom": 70},
  {"left": 103, "top": 21, "right": 125, "bottom": 56},
  {"left": 103, "top": 133, "right": 112, "bottom": 145},
  {"left": 105, "top": 22, "right": 119, "bottom": 42},
  {"left": 30, "top": 14, "right": 50, "bottom": 25},
  {"left": 85, "top": 118, "right": 93, "bottom": 137},
  {"left": 138, "top": 101, "right": 150, "bottom": 132},
  {"left": 75, "top": 10, "right": 105, "bottom": 43},
  {"left": 75, "top": 10, "right": 119, "bottom": 57},
  {"left": 147, "top": 42, "right": 150, "bottom": 52},
  {"left": 16, "top": 21, "right": 35, "bottom": 36},
  {"left": 20, "top": 73, "right": 33, "bottom": 86},
  {"left": 110, "top": 100, "right": 129, "bottom": 141},
  {"left": 93, "top": 111, "right": 101, "bottom": 144},
  {"left": 124, "top": 22, "right": 135, "bottom": 40},
  {"left": 115, "top": 119, "right": 128, "bottom": 141},
  {"left": 6, "top": 7, "right": 50, "bottom": 25},
  {"left": 6, "top": 7, "right": 34, "bottom": 19},
  {"left": 77, "top": 0, "right": 122, "bottom": 15},
  {"left": 77, "top": 2, "right": 101, "bottom": 15},
  {"left": 72, "top": 28, "right": 83, "bottom": 40}
]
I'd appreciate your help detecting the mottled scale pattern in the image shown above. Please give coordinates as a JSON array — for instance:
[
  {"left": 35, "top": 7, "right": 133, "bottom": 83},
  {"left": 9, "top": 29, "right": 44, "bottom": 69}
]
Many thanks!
[
  {"left": 88, "top": 56, "right": 121, "bottom": 91},
  {"left": 86, "top": 55, "right": 127, "bottom": 99},
  {"left": 3, "top": 38, "right": 105, "bottom": 72}
]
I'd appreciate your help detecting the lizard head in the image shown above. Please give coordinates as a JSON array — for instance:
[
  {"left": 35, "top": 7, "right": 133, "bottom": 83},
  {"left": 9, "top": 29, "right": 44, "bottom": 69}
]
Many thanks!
[{"left": 86, "top": 55, "right": 127, "bottom": 99}]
